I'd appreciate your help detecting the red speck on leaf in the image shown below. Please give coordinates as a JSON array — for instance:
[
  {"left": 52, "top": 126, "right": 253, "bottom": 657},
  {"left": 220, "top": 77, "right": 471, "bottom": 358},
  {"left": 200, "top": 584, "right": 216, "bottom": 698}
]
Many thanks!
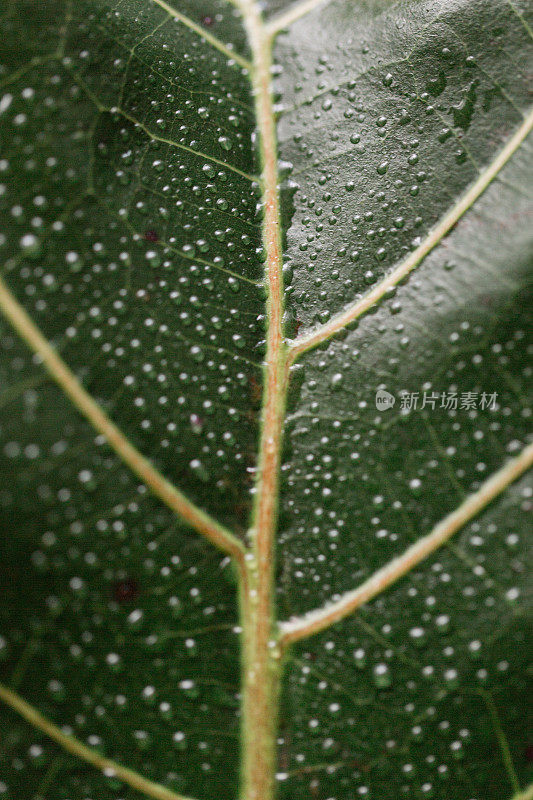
[
  {"left": 112, "top": 578, "right": 140, "bottom": 604},
  {"left": 249, "top": 375, "right": 262, "bottom": 404},
  {"left": 202, "top": 16, "right": 213, "bottom": 27},
  {"left": 190, "top": 413, "right": 204, "bottom": 432},
  {"left": 144, "top": 229, "right": 159, "bottom": 243}
]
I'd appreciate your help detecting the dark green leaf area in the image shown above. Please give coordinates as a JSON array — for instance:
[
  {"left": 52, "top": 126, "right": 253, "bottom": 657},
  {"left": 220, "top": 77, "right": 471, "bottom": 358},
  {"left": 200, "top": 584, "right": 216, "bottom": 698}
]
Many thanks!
[
  {"left": 0, "top": 0, "right": 266, "bottom": 530},
  {"left": 1, "top": 705, "right": 149, "bottom": 800},
  {"left": 275, "top": 0, "right": 532, "bottom": 328},
  {"left": 0, "top": 326, "right": 241, "bottom": 800},
  {"left": 278, "top": 126, "right": 533, "bottom": 615},
  {"left": 280, "top": 482, "right": 531, "bottom": 800}
]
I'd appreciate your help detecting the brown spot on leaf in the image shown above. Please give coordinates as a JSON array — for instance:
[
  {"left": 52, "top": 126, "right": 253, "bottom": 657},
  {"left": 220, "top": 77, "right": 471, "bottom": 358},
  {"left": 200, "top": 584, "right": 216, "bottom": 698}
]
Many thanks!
[
  {"left": 112, "top": 578, "right": 140, "bottom": 604},
  {"left": 249, "top": 375, "right": 262, "bottom": 405}
]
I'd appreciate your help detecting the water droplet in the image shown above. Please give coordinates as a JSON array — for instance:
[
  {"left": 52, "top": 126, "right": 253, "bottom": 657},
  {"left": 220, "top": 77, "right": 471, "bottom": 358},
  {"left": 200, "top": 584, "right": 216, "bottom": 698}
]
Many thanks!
[
  {"left": 19, "top": 233, "right": 42, "bottom": 259},
  {"left": 373, "top": 662, "right": 392, "bottom": 688}
]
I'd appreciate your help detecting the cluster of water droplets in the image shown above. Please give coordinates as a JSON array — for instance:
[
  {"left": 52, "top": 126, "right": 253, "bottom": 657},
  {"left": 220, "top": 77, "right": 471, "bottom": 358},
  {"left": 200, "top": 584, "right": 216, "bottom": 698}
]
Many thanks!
[
  {"left": 272, "top": 1, "right": 532, "bottom": 796},
  {"left": 0, "top": 0, "right": 272, "bottom": 530},
  {"left": 0, "top": 318, "right": 243, "bottom": 797},
  {"left": 273, "top": 0, "right": 530, "bottom": 331},
  {"left": 277, "top": 475, "right": 530, "bottom": 799},
  {"left": 0, "top": 1, "right": 266, "bottom": 796}
]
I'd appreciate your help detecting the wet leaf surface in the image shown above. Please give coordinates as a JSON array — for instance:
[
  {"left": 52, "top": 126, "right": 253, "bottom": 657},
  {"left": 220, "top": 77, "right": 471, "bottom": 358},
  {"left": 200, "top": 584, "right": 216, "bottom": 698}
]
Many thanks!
[{"left": 0, "top": 1, "right": 531, "bottom": 799}]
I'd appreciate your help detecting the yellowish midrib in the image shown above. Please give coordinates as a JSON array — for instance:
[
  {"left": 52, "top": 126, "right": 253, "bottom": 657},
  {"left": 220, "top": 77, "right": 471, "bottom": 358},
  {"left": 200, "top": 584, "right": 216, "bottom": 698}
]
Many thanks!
[
  {"left": 0, "top": 277, "right": 245, "bottom": 564},
  {"left": 234, "top": 3, "right": 289, "bottom": 800},
  {"left": 0, "top": 684, "right": 197, "bottom": 800}
]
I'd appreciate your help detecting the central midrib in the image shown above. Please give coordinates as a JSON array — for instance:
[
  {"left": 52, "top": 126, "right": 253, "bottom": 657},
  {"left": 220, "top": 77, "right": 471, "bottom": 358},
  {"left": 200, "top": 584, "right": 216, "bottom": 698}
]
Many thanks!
[{"left": 236, "top": 2, "right": 290, "bottom": 799}]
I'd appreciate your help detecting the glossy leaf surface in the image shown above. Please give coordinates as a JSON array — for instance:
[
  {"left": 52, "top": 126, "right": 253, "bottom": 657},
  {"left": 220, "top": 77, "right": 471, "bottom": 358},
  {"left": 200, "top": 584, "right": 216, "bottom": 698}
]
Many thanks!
[{"left": 0, "top": 1, "right": 531, "bottom": 800}]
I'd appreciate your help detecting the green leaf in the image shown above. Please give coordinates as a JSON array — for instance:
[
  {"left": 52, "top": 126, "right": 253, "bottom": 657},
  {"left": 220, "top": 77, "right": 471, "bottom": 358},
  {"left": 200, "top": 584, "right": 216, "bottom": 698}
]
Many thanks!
[{"left": 0, "top": 2, "right": 531, "bottom": 800}]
